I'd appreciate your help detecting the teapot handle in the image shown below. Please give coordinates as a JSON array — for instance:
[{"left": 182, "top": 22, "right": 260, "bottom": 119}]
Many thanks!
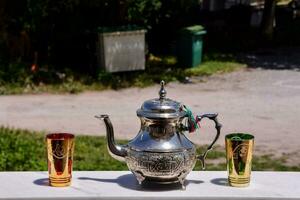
[{"left": 196, "top": 113, "right": 222, "bottom": 170}]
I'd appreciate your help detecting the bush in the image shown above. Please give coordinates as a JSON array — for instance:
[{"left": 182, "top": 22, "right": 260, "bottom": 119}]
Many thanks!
[{"left": 0, "top": 0, "right": 200, "bottom": 70}]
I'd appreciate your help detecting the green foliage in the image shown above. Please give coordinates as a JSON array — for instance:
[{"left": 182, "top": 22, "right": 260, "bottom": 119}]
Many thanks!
[
  {"left": 0, "top": 62, "right": 106, "bottom": 94},
  {"left": 127, "top": 0, "right": 198, "bottom": 28},
  {"left": 1, "top": 0, "right": 203, "bottom": 68},
  {"left": 185, "top": 61, "right": 246, "bottom": 76},
  {"left": 24, "top": 0, "right": 79, "bottom": 32},
  {"left": 127, "top": 0, "right": 162, "bottom": 27},
  {"left": 72, "top": 135, "right": 128, "bottom": 171},
  {"left": 0, "top": 127, "right": 46, "bottom": 171},
  {"left": 252, "top": 154, "right": 300, "bottom": 171},
  {"left": 0, "top": 127, "right": 299, "bottom": 171},
  {"left": 0, "top": 54, "right": 246, "bottom": 94},
  {"left": 95, "top": 55, "right": 245, "bottom": 90},
  {"left": 0, "top": 62, "right": 32, "bottom": 85},
  {"left": 0, "top": 127, "right": 127, "bottom": 171}
]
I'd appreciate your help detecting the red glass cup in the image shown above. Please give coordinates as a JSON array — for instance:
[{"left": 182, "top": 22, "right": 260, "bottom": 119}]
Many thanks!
[{"left": 46, "top": 133, "right": 75, "bottom": 187}]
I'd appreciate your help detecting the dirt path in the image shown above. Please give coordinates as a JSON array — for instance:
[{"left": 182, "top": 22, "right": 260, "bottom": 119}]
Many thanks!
[{"left": 1, "top": 68, "right": 300, "bottom": 159}]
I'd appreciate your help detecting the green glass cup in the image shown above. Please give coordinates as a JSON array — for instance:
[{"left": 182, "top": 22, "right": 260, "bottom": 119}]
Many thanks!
[{"left": 225, "top": 133, "right": 254, "bottom": 187}]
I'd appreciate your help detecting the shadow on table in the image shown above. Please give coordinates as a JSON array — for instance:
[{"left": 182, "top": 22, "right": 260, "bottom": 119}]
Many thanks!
[
  {"left": 210, "top": 178, "right": 228, "bottom": 187},
  {"left": 78, "top": 174, "right": 204, "bottom": 191},
  {"left": 33, "top": 178, "right": 49, "bottom": 186},
  {"left": 33, "top": 175, "right": 228, "bottom": 190}
]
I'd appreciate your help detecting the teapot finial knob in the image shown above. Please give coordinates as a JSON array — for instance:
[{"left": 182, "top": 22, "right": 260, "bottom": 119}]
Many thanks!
[{"left": 159, "top": 80, "right": 167, "bottom": 100}]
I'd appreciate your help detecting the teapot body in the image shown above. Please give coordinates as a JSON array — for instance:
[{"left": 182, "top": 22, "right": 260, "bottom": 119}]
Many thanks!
[{"left": 125, "top": 117, "right": 197, "bottom": 185}]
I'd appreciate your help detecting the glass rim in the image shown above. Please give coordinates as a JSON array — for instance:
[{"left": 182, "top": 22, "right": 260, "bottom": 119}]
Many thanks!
[
  {"left": 46, "top": 133, "right": 75, "bottom": 140},
  {"left": 225, "top": 133, "right": 254, "bottom": 141}
]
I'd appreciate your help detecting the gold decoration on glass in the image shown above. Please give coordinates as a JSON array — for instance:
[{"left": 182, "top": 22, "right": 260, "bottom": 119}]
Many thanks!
[
  {"left": 225, "top": 133, "right": 254, "bottom": 187},
  {"left": 46, "top": 133, "right": 75, "bottom": 187}
]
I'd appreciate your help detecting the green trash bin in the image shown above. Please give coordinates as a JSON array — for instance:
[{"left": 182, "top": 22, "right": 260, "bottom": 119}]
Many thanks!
[{"left": 177, "top": 25, "right": 206, "bottom": 68}]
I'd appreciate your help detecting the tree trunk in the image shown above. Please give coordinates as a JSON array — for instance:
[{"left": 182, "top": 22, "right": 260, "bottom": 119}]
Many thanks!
[{"left": 261, "top": 0, "right": 276, "bottom": 41}]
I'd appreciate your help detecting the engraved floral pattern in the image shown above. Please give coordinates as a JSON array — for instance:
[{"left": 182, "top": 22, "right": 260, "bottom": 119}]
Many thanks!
[{"left": 126, "top": 149, "right": 196, "bottom": 179}]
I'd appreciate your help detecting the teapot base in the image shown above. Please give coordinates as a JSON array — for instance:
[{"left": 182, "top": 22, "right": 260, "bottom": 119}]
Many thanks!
[
  {"left": 135, "top": 175, "right": 187, "bottom": 190},
  {"left": 143, "top": 177, "right": 181, "bottom": 184}
]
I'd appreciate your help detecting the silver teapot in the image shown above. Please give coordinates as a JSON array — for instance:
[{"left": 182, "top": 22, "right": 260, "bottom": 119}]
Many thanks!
[{"left": 96, "top": 81, "right": 221, "bottom": 188}]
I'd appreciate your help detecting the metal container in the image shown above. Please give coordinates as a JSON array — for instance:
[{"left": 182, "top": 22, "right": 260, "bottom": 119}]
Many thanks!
[
  {"left": 97, "top": 29, "right": 146, "bottom": 72},
  {"left": 96, "top": 81, "right": 222, "bottom": 188}
]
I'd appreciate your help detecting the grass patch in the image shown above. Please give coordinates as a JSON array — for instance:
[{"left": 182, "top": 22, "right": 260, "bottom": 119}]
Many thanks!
[
  {"left": 2, "top": 127, "right": 296, "bottom": 171},
  {"left": 185, "top": 61, "right": 246, "bottom": 76},
  {"left": 0, "top": 63, "right": 107, "bottom": 95},
  {"left": 0, "top": 54, "right": 245, "bottom": 95},
  {"left": 0, "top": 127, "right": 127, "bottom": 171}
]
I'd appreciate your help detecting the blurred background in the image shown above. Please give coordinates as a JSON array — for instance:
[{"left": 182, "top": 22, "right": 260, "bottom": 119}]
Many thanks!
[
  {"left": 0, "top": 0, "right": 299, "bottom": 93},
  {"left": 0, "top": 0, "right": 300, "bottom": 172}
]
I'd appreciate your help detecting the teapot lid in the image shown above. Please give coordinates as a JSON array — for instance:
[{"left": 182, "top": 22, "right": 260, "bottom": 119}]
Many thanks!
[{"left": 137, "top": 81, "right": 186, "bottom": 119}]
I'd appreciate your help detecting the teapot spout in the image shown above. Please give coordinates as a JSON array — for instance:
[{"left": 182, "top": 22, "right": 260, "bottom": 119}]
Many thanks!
[{"left": 95, "top": 115, "right": 127, "bottom": 162}]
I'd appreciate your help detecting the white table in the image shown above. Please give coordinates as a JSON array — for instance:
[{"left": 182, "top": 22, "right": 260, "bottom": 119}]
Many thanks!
[{"left": 0, "top": 171, "right": 299, "bottom": 200}]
